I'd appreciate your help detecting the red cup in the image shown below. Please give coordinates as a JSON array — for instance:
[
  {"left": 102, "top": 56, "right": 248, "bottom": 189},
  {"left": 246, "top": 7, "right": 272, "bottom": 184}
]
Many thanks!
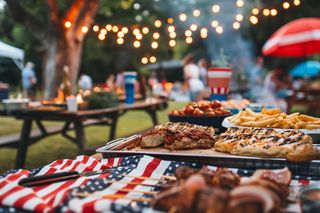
[{"left": 207, "top": 67, "right": 232, "bottom": 101}]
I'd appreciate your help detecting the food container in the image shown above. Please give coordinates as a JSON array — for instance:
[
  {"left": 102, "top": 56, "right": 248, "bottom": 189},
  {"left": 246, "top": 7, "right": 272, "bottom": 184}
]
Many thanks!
[
  {"left": 2, "top": 99, "right": 29, "bottom": 112},
  {"left": 299, "top": 184, "right": 320, "bottom": 213},
  {"left": 168, "top": 114, "right": 228, "bottom": 133}
]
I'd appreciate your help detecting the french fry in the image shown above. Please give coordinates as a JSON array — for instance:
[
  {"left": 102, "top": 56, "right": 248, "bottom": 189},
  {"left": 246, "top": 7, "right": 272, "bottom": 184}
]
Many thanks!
[
  {"left": 252, "top": 118, "right": 276, "bottom": 127},
  {"left": 306, "top": 124, "right": 320, "bottom": 130},
  {"left": 239, "top": 116, "right": 256, "bottom": 122},
  {"left": 295, "top": 121, "right": 308, "bottom": 129},
  {"left": 241, "top": 121, "right": 254, "bottom": 126},
  {"left": 286, "top": 112, "right": 300, "bottom": 119},
  {"left": 300, "top": 115, "right": 320, "bottom": 122}
]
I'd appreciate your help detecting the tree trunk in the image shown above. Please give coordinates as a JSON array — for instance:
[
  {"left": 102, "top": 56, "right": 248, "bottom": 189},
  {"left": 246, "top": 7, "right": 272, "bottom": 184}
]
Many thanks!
[{"left": 43, "top": 35, "right": 83, "bottom": 99}]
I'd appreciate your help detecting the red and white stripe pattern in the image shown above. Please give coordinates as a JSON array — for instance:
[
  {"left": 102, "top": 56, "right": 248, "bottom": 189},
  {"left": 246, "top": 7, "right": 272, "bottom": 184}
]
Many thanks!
[
  {"left": 0, "top": 155, "right": 123, "bottom": 212},
  {"left": 262, "top": 17, "right": 320, "bottom": 57},
  {"left": 207, "top": 68, "right": 232, "bottom": 95}
]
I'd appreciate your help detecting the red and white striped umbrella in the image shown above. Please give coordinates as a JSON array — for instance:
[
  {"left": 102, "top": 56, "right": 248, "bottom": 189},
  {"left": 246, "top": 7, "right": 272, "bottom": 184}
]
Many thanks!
[{"left": 262, "top": 17, "right": 320, "bottom": 57}]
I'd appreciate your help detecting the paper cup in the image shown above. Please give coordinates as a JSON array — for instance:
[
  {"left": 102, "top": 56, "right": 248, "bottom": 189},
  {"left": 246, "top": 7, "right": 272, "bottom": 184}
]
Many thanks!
[
  {"left": 124, "top": 72, "right": 137, "bottom": 104},
  {"left": 207, "top": 67, "right": 232, "bottom": 101},
  {"left": 66, "top": 96, "right": 78, "bottom": 112}
]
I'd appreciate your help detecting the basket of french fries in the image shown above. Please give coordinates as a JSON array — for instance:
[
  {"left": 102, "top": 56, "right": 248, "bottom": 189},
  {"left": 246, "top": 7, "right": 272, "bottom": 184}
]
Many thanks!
[{"left": 223, "top": 108, "right": 320, "bottom": 142}]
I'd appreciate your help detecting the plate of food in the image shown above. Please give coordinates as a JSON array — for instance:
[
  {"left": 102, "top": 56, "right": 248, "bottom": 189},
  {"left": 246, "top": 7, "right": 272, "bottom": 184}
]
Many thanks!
[
  {"left": 97, "top": 122, "right": 320, "bottom": 176},
  {"left": 169, "top": 101, "right": 231, "bottom": 132},
  {"left": 223, "top": 107, "right": 320, "bottom": 143}
]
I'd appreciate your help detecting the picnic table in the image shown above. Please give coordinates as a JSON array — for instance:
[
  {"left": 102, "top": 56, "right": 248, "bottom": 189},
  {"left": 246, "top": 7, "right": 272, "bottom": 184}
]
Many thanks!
[{"left": 0, "top": 98, "right": 168, "bottom": 168}]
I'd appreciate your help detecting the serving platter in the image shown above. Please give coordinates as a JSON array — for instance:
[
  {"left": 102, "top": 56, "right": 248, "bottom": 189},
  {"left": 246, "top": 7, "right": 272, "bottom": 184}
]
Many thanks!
[
  {"left": 222, "top": 116, "right": 320, "bottom": 143},
  {"left": 96, "top": 136, "right": 320, "bottom": 177}
]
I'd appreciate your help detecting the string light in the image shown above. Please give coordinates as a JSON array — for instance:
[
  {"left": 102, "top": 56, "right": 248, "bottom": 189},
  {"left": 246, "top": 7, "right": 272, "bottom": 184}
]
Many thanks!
[
  {"left": 186, "top": 37, "right": 193, "bottom": 44},
  {"left": 252, "top": 8, "right": 259, "bottom": 15},
  {"left": 98, "top": 34, "right": 106, "bottom": 40},
  {"left": 233, "top": 22, "right": 241, "bottom": 30},
  {"left": 283, "top": 2, "right": 290, "bottom": 9},
  {"left": 293, "top": 0, "right": 300, "bottom": 6},
  {"left": 136, "top": 33, "right": 143, "bottom": 40},
  {"left": 185, "top": 30, "right": 192, "bottom": 37},
  {"left": 133, "top": 40, "right": 141, "bottom": 48},
  {"left": 200, "top": 28, "right": 208, "bottom": 38},
  {"left": 190, "top": 24, "right": 198, "bottom": 31},
  {"left": 193, "top": 9, "right": 201, "bottom": 17},
  {"left": 93, "top": 25, "right": 99, "bottom": 32},
  {"left": 151, "top": 41, "right": 159, "bottom": 49},
  {"left": 236, "top": 14, "right": 243, "bottom": 22},
  {"left": 150, "top": 56, "right": 156, "bottom": 63},
  {"left": 81, "top": 26, "right": 88, "bottom": 33},
  {"left": 211, "top": 20, "right": 219, "bottom": 28},
  {"left": 112, "top": 26, "right": 119, "bottom": 33},
  {"left": 117, "top": 37, "right": 124, "bottom": 45},
  {"left": 236, "top": 0, "right": 244, "bottom": 7},
  {"left": 141, "top": 57, "right": 148, "bottom": 64},
  {"left": 153, "top": 32, "right": 160, "bottom": 39},
  {"left": 169, "top": 40, "right": 176, "bottom": 47},
  {"left": 168, "top": 25, "right": 175, "bottom": 33},
  {"left": 133, "top": 28, "right": 140, "bottom": 36},
  {"left": 64, "top": 21, "right": 72, "bottom": 28},
  {"left": 216, "top": 26, "right": 224, "bottom": 34},
  {"left": 106, "top": 24, "right": 112, "bottom": 31},
  {"left": 154, "top": 20, "right": 162, "bottom": 28},
  {"left": 142, "top": 27, "right": 149, "bottom": 34},
  {"left": 212, "top": 4, "right": 220, "bottom": 13},
  {"left": 122, "top": 27, "right": 129, "bottom": 34},
  {"left": 250, "top": 16, "right": 258, "bottom": 24},
  {"left": 179, "top": 13, "right": 187, "bottom": 22},
  {"left": 100, "top": 29, "right": 107, "bottom": 35},
  {"left": 270, "top": 9, "right": 278, "bottom": 16},
  {"left": 263, "top": 9, "right": 270, "bottom": 16},
  {"left": 117, "top": 31, "right": 124, "bottom": 38},
  {"left": 169, "top": 32, "right": 176, "bottom": 38},
  {"left": 167, "top": 18, "right": 174, "bottom": 24}
]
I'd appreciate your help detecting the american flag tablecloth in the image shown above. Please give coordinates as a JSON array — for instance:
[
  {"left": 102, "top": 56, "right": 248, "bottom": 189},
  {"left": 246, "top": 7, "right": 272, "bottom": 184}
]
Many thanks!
[{"left": 0, "top": 155, "right": 319, "bottom": 213}]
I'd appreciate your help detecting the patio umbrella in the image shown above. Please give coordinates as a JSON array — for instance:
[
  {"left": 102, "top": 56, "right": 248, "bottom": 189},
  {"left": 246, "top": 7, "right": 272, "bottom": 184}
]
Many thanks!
[
  {"left": 262, "top": 17, "right": 320, "bottom": 57},
  {"left": 290, "top": 60, "right": 320, "bottom": 78}
]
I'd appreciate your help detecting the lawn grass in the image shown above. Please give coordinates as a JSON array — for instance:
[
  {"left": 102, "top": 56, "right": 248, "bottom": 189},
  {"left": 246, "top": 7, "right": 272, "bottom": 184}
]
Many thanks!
[{"left": 0, "top": 101, "right": 185, "bottom": 173}]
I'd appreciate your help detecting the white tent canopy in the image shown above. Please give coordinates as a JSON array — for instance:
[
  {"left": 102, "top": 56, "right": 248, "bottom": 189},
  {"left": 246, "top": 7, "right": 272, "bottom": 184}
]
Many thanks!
[{"left": 0, "top": 41, "right": 24, "bottom": 69}]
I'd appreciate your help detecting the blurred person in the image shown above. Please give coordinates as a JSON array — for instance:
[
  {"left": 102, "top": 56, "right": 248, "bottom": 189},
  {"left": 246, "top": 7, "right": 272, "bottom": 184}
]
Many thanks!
[
  {"left": 183, "top": 54, "right": 204, "bottom": 101},
  {"left": 22, "top": 61, "right": 37, "bottom": 101},
  {"left": 249, "top": 56, "right": 266, "bottom": 100},
  {"left": 105, "top": 74, "right": 116, "bottom": 90},
  {"left": 78, "top": 73, "right": 93, "bottom": 90},
  {"left": 197, "top": 58, "right": 210, "bottom": 86},
  {"left": 260, "top": 67, "right": 292, "bottom": 112},
  {"left": 116, "top": 71, "right": 125, "bottom": 89}
]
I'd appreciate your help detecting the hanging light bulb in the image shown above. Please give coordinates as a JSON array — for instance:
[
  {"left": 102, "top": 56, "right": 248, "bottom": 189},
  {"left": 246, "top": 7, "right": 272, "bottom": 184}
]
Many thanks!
[
  {"left": 211, "top": 20, "right": 219, "bottom": 28},
  {"left": 193, "top": 9, "right": 201, "bottom": 17},
  {"left": 186, "top": 37, "right": 193, "bottom": 44},
  {"left": 117, "top": 31, "right": 124, "bottom": 38},
  {"left": 167, "top": 18, "right": 174, "bottom": 24},
  {"left": 252, "top": 8, "right": 259, "bottom": 15},
  {"left": 250, "top": 16, "right": 259, "bottom": 24},
  {"left": 112, "top": 26, "right": 119, "bottom": 32},
  {"left": 185, "top": 30, "right": 192, "bottom": 37},
  {"left": 136, "top": 33, "right": 143, "bottom": 40},
  {"left": 282, "top": 2, "right": 290, "bottom": 9},
  {"left": 98, "top": 34, "right": 105, "bottom": 40},
  {"left": 212, "top": 4, "right": 220, "bottom": 13},
  {"left": 236, "top": 0, "right": 244, "bottom": 7},
  {"left": 133, "top": 28, "right": 140, "bottom": 35},
  {"left": 106, "top": 24, "right": 112, "bottom": 31},
  {"left": 151, "top": 41, "right": 159, "bottom": 49},
  {"left": 117, "top": 37, "right": 124, "bottom": 45},
  {"left": 100, "top": 29, "right": 107, "bottom": 35},
  {"left": 179, "top": 13, "right": 187, "bottom": 22},
  {"left": 169, "top": 32, "right": 176, "bottom": 38},
  {"left": 168, "top": 25, "right": 175, "bottom": 33},
  {"left": 236, "top": 14, "right": 243, "bottom": 22},
  {"left": 233, "top": 22, "right": 241, "bottom": 30},
  {"left": 81, "top": 26, "right": 88, "bottom": 33},
  {"left": 216, "top": 26, "right": 224, "bottom": 34},
  {"left": 142, "top": 27, "right": 149, "bottom": 34},
  {"left": 270, "top": 9, "right": 278, "bottom": 16},
  {"left": 93, "top": 25, "right": 99, "bottom": 32},
  {"left": 150, "top": 56, "right": 157, "bottom": 63},
  {"left": 153, "top": 32, "right": 160, "bottom": 40},
  {"left": 190, "top": 24, "right": 198, "bottom": 31},
  {"left": 154, "top": 20, "right": 162, "bottom": 28},
  {"left": 64, "top": 21, "right": 72, "bottom": 28},
  {"left": 293, "top": 0, "right": 300, "bottom": 6},
  {"left": 141, "top": 57, "right": 148, "bottom": 64},
  {"left": 122, "top": 27, "right": 129, "bottom": 34},
  {"left": 133, "top": 40, "right": 141, "bottom": 48},
  {"left": 169, "top": 40, "right": 176, "bottom": 47},
  {"left": 263, "top": 9, "right": 270, "bottom": 16}
]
